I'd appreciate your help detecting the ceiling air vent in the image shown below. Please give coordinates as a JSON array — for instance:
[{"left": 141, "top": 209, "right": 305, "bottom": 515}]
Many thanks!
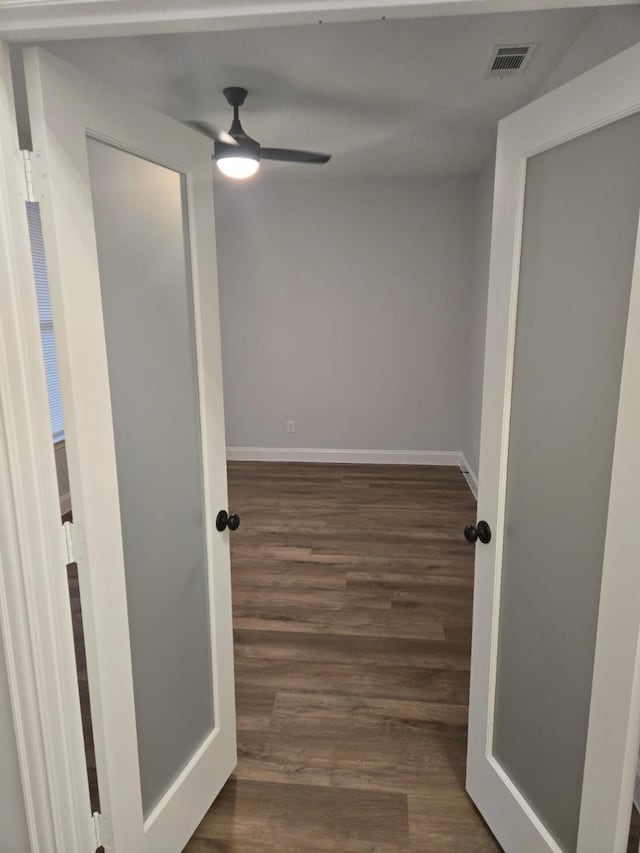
[{"left": 486, "top": 44, "right": 536, "bottom": 78}]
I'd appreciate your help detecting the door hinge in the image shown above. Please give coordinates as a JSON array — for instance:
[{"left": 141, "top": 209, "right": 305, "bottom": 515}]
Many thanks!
[
  {"left": 91, "top": 810, "right": 113, "bottom": 851},
  {"left": 92, "top": 811, "right": 102, "bottom": 849},
  {"left": 62, "top": 520, "right": 85, "bottom": 566},
  {"left": 20, "top": 149, "right": 46, "bottom": 202},
  {"left": 21, "top": 150, "right": 36, "bottom": 202}
]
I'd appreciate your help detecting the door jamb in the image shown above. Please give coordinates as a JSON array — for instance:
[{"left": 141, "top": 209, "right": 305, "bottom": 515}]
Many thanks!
[{"left": 0, "top": 39, "right": 93, "bottom": 853}]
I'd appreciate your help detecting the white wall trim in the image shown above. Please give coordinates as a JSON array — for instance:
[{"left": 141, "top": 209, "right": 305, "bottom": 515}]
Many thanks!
[
  {"left": 458, "top": 451, "right": 479, "bottom": 499},
  {"left": 634, "top": 756, "right": 640, "bottom": 811},
  {"left": 227, "top": 446, "right": 461, "bottom": 466},
  {"left": 0, "top": 0, "right": 625, "bottom": 42}
]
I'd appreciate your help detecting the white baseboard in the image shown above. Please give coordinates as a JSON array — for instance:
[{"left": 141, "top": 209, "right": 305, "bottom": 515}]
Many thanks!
[
  {"left": 226, "top": 447, "right": 461, "bottom": 466},
  {"left": 458, "top": 452, "right": 479, "bottom": 500},
  {"left": 59, "top": 492, "right": 71, "bottom": 516}
]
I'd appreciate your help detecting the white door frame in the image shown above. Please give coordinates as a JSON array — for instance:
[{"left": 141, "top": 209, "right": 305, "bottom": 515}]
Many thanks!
[
  {"left": 467, "top": 40, "right": 640, "bottom": 853},
  {"left": 0, "top": 39, "right": 94, "bottom": 853},
  {"left": 0, "top": 5, "right": 638, "bottom": 853}
]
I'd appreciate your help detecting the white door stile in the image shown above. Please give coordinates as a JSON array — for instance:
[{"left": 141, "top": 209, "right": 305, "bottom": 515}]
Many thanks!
[
  {"left": 23, "top": 45, "right": 236, "bottom": 852},
  {"left": 0, "top": 39, "right": 93, "bottom": 853},
  {"left": 577, "top": 213, "right": 640, "bottom": 852},
  {"left": 467, "top": 41, "right": 640, "bottom": 853},
  {"left": 467, "top": 121, "right": 565, "bottom": 853}
]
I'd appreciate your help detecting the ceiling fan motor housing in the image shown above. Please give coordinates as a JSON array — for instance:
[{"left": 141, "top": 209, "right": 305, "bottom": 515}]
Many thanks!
[
  {"left": 213, "top": 86, "right": 331, "bottom": 168},
  {"left": 223, "top": 86, "right": 248, "bottom": 108}
]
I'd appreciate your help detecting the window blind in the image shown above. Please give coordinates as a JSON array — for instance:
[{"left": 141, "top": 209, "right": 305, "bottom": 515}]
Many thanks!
[{"left": 26, "top": 201, "right": 64, "bottom": 443}]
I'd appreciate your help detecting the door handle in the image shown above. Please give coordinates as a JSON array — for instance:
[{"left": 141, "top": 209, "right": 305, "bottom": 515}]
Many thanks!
[
  {"left": 216, "top": 510, "right": 240, "bottom": 532},
  {"left": 464, "top": 520, "right": 491, "bottom": 544}
]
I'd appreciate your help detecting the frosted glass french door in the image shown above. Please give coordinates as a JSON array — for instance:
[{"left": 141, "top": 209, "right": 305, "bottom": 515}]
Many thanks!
[
  {"left": 24, "top": 47, "right": 236, "bottom": 852},
  {"left": 466, "top": 44, "right": 640, "bottom": 853}
]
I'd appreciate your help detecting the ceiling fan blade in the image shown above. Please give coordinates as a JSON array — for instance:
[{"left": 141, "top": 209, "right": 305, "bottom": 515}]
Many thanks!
[
  {"left": 184, "top": 120, "right": 238, "bottom": 146},
  {"left": 260, "top": 147, "right": 331, "bottom": 164}
]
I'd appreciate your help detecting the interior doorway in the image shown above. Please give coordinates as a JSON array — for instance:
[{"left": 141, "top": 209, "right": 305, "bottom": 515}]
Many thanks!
[
  {"left": 26, "top": 173, "right": 491, "bottom": 846},
  {"left": 183, "top": 460, "right": 495, "bottom": 850},
  {"left": 6, "top": 3, "right": 640, "bottom": 849}
]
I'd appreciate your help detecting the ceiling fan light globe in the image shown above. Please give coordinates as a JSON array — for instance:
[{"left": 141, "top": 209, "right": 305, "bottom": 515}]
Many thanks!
[{"left": 216, "top": 155, "right": 259, "bottom": 179}]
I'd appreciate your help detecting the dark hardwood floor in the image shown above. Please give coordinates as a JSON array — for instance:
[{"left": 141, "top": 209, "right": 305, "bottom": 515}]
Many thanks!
[
  {"left": 631, "top": 811, "right": 640, "bottom": 853},
  {"left": 66, "top": 460, "right": 640, "bottom": 851},
  {"left": 184, "top": 461, "right": 500, "bottom": 852},
  {"left": 67, "top": 562, "right": 101, "bottom": 815}
]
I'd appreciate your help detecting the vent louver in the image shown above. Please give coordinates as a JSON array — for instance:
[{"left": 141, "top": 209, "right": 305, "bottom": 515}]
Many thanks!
[{"left": 486, "top": 44, "right": 536, "bottom": 78}]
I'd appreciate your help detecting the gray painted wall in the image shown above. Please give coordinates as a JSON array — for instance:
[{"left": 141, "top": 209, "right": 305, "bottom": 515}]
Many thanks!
[
  {"left": 538, "top": 5, "right": 640, "bottom": 97},
  {"left": 217, "top": 7, "right": 640, "bottom": 471},
  {"left": 0, "top": 635, "right": 30, "bottom": 852},
  {"left": 461, "top": 159, "right": 494, "bottom": 483},
  {"left": 459, "top": 4, "right": 640, "bottom": 488},
  {"left": 215, "top": 176, "right": 475, "bottom": 453}
]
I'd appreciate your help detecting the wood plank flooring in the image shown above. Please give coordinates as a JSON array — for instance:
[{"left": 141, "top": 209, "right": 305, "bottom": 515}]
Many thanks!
[
  {"left": 184, "top": 461, "right": 500, "bottom": 852},
  {"left": 65, "top": 460, "right": 640, "bottom": 851}
]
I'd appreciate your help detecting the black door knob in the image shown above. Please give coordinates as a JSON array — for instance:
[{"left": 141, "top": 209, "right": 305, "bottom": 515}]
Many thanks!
[
  {"left": 464, "top": 520, "right": 491, "bottom": 544},
  {"left": 216, "top": 510, "right": 241, "bottom": 532}
]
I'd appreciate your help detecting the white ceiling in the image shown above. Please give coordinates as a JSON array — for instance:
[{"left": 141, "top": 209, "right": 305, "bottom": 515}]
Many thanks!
[{"left": 15, "top": 7, "right": 616, "bottom": 178}]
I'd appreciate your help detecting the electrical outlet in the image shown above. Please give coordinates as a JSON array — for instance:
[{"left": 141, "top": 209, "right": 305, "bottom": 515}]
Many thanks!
[{"left": 286, "top": 420, "right": 295, "bottom": 433}]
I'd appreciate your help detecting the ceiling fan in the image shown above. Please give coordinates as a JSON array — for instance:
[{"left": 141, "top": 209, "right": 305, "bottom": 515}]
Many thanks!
[{"left": 191, "top": 87, "right": 332, "bottom": 179}]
